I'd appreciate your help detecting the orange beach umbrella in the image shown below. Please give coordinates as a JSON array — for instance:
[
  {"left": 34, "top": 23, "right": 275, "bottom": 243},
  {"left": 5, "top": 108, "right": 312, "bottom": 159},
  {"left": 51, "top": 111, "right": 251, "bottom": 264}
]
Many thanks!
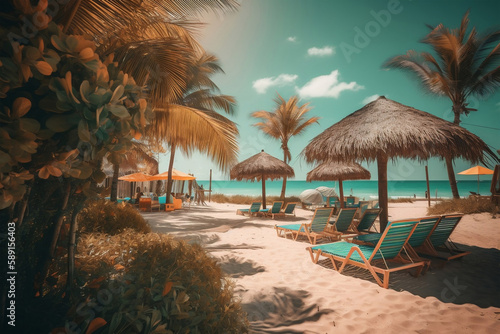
[
  {"left": 458, "top": 165, "right": 494, "bottom": 194},
  {"left": 150, "top": 169, "right": 196, "bottom": 181},
  {"left": 118, "top": 172, "right": 155, "bottom": 182}
]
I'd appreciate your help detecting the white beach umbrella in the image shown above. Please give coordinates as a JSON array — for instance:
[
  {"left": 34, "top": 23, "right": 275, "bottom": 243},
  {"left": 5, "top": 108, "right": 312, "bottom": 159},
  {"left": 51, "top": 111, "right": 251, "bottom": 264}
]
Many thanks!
[
  {"left": 315, "top": 186, "right": 337, "bottom": 198},
  {"left": 299, "top": 189, "right": 324, "bottom": 205}
]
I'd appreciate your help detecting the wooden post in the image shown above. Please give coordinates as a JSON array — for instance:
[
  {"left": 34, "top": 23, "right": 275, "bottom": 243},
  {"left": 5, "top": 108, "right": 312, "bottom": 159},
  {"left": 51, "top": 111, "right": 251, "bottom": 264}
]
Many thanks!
[
  {"left": 377, "top": 153, "right": 388, "bottom": 232},
  {"left": 338, "top": 179, "right": 345, "bottom": 208},
  {"left": 425, "top": 165, "right": 431, "bottom": 207},
  {"left": 262, "top": 174, "right": 266, "bottom": 209},
  {"left": 209, "top": 169, "right": 212, "bottom": 202}
]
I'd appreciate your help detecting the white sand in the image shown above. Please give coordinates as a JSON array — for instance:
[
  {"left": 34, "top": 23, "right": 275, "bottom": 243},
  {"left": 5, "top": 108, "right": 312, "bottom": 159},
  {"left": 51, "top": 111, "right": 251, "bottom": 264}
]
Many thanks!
[{"left": 144, "top": 201, "right": 500, "bottom": 333}]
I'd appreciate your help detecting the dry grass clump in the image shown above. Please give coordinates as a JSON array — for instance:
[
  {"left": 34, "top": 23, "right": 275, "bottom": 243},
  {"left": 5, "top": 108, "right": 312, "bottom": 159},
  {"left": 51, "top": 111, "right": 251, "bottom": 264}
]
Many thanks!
[
  {"left": 427, "top": 197, "right": 495, "bottom": 215},
  {"left": 388, "top": 198, "right": 414, "bottom": 203},
  {"left": 211, "top": 193, "right": 299, "bottom": 205},
  {"left": 78, "top": 200, "right": 151, "bottom": 235},
  {"left": 48, "top": 230, "right": 248, "bottom": 333}
]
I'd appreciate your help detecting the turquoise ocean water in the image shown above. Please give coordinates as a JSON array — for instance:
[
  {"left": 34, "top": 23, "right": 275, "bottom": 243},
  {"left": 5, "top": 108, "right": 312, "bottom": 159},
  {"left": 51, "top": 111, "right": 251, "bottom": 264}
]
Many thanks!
[{"left": 196, "top": 180, "right": 493, "bottom": 200}]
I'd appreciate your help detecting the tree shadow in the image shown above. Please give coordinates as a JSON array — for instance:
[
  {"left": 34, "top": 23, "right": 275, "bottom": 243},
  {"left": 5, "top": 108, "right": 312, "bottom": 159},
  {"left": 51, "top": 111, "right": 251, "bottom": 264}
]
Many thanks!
[
  {"left": 217, "top": 255, "right": 266, "bottom": 278},
  {"left": 314, "top": 244, "right": 500, "bottom": 308},
  {"left": 242, "top": 287, "right": 334, "bottom": 333}
]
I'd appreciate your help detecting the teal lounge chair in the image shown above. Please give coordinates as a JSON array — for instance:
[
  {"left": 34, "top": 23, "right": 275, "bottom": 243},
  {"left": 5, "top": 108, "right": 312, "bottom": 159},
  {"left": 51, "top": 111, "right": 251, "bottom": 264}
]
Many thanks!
[
  {"left": 307, "top": 220, "right": 425, "bottom": 289},
  {"left": 325, "top": 208, "right": 358, "bottom": 240},
  {"left": 414, "top": 214, "right": 469, "bottom": 260},
  {"left": 354, "top": 216, "right": 441, "bottom": 272},
  {"left": 273, "top": 202, "right": 298, "bottom": 219},
  {"left": 275, "top": 208, "right": 333, "bottom": 244},
  {"left": 352, "top": 208, "right": 381, "bottom": 234},
  {"left": 259, "top": 201, "right": 283, "bottom": 218},
  {"left": 236, "top": 202, "right": 261, "bottom": 216}
]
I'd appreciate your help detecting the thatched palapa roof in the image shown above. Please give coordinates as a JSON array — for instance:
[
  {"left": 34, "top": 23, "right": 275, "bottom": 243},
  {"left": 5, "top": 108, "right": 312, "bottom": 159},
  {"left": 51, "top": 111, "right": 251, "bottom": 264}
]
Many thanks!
[
  {"left": 307, "top": 161, "right": 371, "bottom": 181},
  {"left": 304, "top": 96, "right": 497, "bottom": 164},
  {"left": 230, "top": 150, "right": 294, "bottom": 181}
]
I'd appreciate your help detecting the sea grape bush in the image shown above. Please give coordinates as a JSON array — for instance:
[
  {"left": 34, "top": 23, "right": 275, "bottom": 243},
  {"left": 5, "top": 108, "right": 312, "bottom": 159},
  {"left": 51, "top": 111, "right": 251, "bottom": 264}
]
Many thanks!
[{"left": 0, "top": 21, "right": 152, "bottom": 209}]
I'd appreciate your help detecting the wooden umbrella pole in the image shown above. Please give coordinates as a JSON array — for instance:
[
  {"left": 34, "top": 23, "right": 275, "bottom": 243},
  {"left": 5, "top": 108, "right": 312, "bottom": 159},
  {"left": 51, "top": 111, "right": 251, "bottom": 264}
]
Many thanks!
[
  {"left": 425, "top": 165, "right": 431, "bottom": 207},
  {"left": 377, "top": 153, "right": 389, "bottom": 232},
  {"left": 262, "top": 175, "right": 266, "bottom": 209},
  {"left": 339, "top": 179, "right": 344, "bottom": 208}
]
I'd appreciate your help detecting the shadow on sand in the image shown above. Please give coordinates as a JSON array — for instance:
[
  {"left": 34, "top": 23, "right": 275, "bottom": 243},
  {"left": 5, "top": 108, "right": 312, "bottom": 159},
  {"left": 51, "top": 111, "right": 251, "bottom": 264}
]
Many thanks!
[
  {"left": 243, "top": 287, "right": 334, "bottom": 334},
  {"left": 314, "top": 243, "right": 500, "bottom": 308}
]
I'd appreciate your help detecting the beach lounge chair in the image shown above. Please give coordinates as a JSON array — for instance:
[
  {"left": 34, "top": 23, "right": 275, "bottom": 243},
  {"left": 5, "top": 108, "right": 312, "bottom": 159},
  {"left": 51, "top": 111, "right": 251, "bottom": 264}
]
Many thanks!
[
  {"left": 354, "top": 216, "right": 441, "bottom": 272},
  {"left": 327, "top": 196, "right": 339, "bottom": 207},
  {"left": 325, "top": 208, "right": 358, "bottom": 240},
  {"left": 236, "top": 202, "right": 261, "bottom": 216},
  {"left": 139, "top": 198, "right": 152, "bottom": 212},
  {"left": 259, "top": 201, "right": 283, "bottom": 218},
  {"left": 414, "top": 214, "right": 469, "bottom": 260},
  {"left": 275, "top": 208, "right": 333, "bottom": 244},
  {"left": 307, "top": 220, "right": 425, "bottom": 288},
  {"left": 273, "top": 202, "right": 298, "bottom": 219},
  {"left": 352, "top": 208, "right": 381, "bottom": 234}
]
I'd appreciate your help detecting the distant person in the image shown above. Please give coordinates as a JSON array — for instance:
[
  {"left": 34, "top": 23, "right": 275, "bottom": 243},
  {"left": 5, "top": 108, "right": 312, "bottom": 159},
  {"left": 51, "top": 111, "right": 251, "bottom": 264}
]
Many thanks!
[
  {"left": 135, "top": 187, "right": 144, "bottom": 203},
  {"left": 425, "top": 190, "right": 428, "bottom": 199}
]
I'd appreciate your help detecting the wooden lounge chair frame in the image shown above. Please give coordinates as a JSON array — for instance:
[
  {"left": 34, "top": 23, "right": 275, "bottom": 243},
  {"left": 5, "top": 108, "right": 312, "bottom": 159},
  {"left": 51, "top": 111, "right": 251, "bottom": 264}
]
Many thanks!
[
  {"left": 236, "top": 202, "right": 261, "bottom": 217},
  {"left": 308, "top": 220, "right": 425, "bottom": 289},
  {"left": 260, "top": 201, "right": 283, "bottom": 218},
  {"left": 272, "top": 202, "right": 298, "bottom": 219},
  {"left": 323, "top": 208, "right": 358, "bottom": 240},
  {"left": 275, "top": 208, "right": 333, "bottom": 244},
  {"left": 414, "top": 214, "right": 469, "bottom": 261}
]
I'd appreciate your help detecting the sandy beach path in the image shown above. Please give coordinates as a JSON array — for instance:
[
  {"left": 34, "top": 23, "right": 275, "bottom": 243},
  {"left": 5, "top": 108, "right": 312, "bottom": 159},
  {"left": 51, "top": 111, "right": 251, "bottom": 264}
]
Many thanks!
[{"left": 143, "top": 202, "right": 500, "bottom": 333}]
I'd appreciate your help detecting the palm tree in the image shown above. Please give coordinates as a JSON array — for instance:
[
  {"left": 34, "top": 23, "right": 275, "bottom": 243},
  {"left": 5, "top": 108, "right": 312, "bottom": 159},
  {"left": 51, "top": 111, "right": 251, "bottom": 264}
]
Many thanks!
[
  {"left": 384, "top": 11, "right": 500, "bottom": 198},
  {"left": 150, "top": 53, "right": 238, "bottom": 202},
  {"left": 252, "top": 94, "right": 319, "bottom": 200}
]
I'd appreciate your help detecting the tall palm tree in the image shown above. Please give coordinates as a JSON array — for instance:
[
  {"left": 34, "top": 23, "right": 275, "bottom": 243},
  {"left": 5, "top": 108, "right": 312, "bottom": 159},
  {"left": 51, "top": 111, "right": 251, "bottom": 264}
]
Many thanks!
[
  {"left": 384, "top": 11, "right": 500, "bottom": 198},
  {"left": 252, "top": 94, "right": 319, "bottom": 200},
  {"left": 150, "top": 53, "right": 238, "bottom": 202}
]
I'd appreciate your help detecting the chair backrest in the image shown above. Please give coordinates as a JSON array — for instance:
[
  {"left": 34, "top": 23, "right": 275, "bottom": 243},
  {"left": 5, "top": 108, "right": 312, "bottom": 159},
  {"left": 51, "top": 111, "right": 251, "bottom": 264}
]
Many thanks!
[
  {"left": 327, "top": 196, "right": 339, "bottom": 207},
  {"left": 428, "top": 214, "right": 463, "bottom": 247},
  {"left": 333, "top": 208, "right": 357, "bottom": 232},
  {"left": 284, "top": 203, "right": 296, "bottom": 214},
  {"left": 346, "top": 197, "right": 355, "bottom": 206},
  {"left": 310, "top": 208, "right": 333, "bottom": 233},
  {"left": 370, "top": 220, "right": 418, "bottom": 262},
  {"left": 373, "top": 201, "right": 379, "bottom": 209},
  {"left": 356, "top": 208, "right": 381, "bottom": 232},
  {"left": 250, "top": 202, "right": 261, "bottom": 212},
  {"left": 270, "top": 201, "right": 283, "bottom": 213},
  {"left": 358, "top": 201, "right": 369, "bottom": 215},
  {"left": 408, "top": 216, "right": 441, "bottom": 247}
]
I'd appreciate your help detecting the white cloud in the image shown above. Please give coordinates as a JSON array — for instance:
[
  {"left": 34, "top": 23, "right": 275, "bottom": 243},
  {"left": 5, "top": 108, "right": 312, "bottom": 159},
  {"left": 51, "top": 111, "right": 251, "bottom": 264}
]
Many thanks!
[
  {"left": 287, "top": 36, "right": 297, "bottom": 42},
  {"left": 296, "top": 70, "right": 363, "bottom": 99},
  {"left": 253, "top": 74, "right": 298, "bottom": 94},
  {"left": 362, "top": 94, "right": 381, "bottom": 105},
  {"left": 307, "top": 46, "right": 335, "bottom": 57}
]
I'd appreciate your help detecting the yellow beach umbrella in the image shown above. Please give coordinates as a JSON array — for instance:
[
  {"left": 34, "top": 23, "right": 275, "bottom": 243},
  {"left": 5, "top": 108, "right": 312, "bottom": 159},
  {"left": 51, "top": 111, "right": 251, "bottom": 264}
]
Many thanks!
[{"left": 458, "top": 165, "right": 494, "bottom": 195}]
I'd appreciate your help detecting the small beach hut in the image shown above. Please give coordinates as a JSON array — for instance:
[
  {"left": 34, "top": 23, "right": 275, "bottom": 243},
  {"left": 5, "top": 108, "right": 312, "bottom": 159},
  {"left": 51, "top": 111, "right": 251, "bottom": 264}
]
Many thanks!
[
  {"left": 307, "top": 161, "right": 371, "bottom": 208},
  {"left": 303, "top": 96, "right": 497, "bottom": 231},
  {"left": 230, "top": 150, "right": 294, "bottom": 209}
]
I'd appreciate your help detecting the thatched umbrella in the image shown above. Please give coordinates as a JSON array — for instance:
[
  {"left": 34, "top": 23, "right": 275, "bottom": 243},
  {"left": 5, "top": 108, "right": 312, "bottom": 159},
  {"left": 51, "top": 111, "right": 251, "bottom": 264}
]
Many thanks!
[
  {"left": 230, "top": 150, "right": 295, "bottom": 209},
  {"left": 303, "top": 96, "right": 497, "bottom": 231},
  {"left": 307, "top": 161, "right": 371, "bottom": 208}
]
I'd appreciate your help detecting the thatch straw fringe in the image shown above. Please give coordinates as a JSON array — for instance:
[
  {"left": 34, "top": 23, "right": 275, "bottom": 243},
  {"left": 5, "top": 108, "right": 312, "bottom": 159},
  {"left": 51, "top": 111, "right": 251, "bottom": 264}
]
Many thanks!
[
  {"left": 307, "top": 161, "right": 370, "bottom": 181},
  {"left": 303, "top": 96, "right": 497, "bottom": 165},
  {"left": 230, "top": 151, "right": 294, "bottom": 181}
]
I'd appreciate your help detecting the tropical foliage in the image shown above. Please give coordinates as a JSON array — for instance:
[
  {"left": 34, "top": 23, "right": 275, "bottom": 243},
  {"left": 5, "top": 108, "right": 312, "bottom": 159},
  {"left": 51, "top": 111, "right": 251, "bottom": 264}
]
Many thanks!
[
  {"left": 252, "top": 94, "right": 319, "bottom": 200},
  {"left": 384, "top": 11, "right": 500, "bottom": 198}
]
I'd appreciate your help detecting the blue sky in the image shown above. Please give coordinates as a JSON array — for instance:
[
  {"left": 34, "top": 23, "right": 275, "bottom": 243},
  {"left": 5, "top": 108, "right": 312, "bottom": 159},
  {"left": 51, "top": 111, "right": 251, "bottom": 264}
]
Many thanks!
[{"left": 158, "top": 0, "right": 500, "bottom": 181}]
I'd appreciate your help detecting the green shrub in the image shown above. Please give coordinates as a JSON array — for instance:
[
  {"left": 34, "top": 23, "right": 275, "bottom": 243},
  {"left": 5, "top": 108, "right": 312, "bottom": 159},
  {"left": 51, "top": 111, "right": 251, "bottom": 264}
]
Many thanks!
[
  {"left": 427, "top": 197, "right": 495, "bottom": 215},
  {"left": 78, "top": 200, "right": 151, "bottom": 235},
  {"left": 388, "top": 198, "right": 414, "bottom": 203},
  {"left": 49, "top": 230, "right": 249, "bottom": 333}
]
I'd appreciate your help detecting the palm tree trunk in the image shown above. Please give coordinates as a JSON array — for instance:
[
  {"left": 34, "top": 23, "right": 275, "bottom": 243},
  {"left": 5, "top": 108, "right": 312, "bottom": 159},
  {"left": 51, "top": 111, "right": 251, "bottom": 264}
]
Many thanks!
[
  {"left": 280, "top": 150, "right": 288, "bottom": 201},
  {"left": 110, "top": 163, "right": 120, "bottom": 202},
  {"left": 166, "top": 144, "right": 176, "bottom": 204},
  {"left": 445, "top": 156, "right": 460, "bottom": 199}
]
